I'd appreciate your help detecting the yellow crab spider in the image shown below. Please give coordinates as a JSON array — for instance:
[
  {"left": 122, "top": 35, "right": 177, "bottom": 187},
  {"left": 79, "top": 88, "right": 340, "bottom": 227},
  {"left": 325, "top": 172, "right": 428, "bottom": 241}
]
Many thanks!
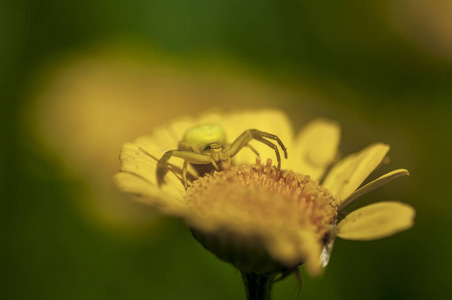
[{"left": 156, "top": 124, "right": 288, "bottom": 188}]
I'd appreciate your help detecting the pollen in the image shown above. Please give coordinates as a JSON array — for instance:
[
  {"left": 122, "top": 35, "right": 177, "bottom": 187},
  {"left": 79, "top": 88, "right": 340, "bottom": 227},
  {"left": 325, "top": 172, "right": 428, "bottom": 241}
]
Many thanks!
[{"left": 186, "top": 159, "right": 338, "bottom": 239}]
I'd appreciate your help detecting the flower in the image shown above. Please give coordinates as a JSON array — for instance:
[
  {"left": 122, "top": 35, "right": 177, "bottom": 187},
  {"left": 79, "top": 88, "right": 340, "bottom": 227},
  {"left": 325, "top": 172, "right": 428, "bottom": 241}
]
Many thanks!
[{"left": 114, "top": 109, "right": 415, "bottom": 276}]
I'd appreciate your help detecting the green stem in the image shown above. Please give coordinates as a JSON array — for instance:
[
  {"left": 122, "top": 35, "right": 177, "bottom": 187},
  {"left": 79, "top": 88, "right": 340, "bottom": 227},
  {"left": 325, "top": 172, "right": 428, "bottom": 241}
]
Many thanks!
[{"left": 240, "top": 271, "right": 275, "bottom": 300}]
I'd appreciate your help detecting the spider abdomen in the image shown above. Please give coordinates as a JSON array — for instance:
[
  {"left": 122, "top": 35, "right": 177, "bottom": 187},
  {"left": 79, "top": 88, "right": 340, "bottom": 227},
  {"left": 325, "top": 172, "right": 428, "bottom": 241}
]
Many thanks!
[{"left": 182, "top": 124, "right": 227, "bottom": 152}]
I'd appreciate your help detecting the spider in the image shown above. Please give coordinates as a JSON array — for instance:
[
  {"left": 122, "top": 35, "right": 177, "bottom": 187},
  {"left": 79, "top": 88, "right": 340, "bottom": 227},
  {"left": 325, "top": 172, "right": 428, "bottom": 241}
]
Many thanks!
[{"left": 156, "top": 124, "right": 288, "bottom": 189}]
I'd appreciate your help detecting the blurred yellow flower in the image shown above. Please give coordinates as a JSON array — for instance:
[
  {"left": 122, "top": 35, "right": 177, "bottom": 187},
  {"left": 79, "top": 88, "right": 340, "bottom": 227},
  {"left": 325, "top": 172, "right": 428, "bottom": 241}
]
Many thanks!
[{"left": 114, "top": 109, "right": 415, "bottom": 275}]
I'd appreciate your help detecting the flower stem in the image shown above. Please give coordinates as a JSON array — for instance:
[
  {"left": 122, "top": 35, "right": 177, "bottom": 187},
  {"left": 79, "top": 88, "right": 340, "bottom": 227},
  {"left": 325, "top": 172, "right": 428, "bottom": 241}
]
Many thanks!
[{"left": 240, "top": 271, "right": 275, "bottom": 300}]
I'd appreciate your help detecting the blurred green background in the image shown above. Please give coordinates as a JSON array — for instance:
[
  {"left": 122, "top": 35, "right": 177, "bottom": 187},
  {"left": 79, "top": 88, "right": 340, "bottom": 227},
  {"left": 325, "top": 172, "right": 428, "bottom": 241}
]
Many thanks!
[{"left": 2, "top": 0, "right": 451, "bottom": 299}]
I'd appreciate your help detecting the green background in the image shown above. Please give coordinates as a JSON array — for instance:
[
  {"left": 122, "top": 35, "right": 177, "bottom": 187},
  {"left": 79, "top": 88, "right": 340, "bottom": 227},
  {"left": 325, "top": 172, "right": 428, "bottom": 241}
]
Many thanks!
[{"left": 2, "top": 0, "right": 451, "bottom": 299}]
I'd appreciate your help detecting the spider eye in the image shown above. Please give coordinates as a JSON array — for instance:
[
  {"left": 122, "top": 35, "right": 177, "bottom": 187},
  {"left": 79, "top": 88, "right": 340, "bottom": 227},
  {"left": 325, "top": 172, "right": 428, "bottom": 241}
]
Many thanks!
[{"left": 204, "top": 144, "right": 222, "bottom": 151}]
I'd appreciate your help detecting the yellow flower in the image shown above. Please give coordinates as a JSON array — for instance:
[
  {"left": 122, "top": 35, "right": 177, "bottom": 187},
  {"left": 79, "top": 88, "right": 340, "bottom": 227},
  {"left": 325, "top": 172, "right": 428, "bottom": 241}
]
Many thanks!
[{"left": 114, "top": 109, "right": 415, "bottom": 275}]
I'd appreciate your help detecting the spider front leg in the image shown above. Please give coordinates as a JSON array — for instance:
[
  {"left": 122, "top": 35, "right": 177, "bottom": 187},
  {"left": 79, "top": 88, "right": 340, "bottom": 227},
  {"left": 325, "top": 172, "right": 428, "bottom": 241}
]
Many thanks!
[
  {"left": 244, "top": 144, "right": 260, "bottom": 156},
  {"left": 156, "top": 150, "right": 216, "bottom": 188},
  {"left": 228, "top": 129, "right": 288, "bottom": 168}
]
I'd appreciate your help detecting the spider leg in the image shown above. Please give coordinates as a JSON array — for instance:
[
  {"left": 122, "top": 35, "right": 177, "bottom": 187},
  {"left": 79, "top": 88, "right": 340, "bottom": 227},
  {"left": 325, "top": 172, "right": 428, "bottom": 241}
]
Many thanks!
[
  {"left": 156, "top": 150, "right": 215, "bottom": 187},
  {"left": 245, "top": 144, "right": 260, "bottom": 156},
  {"left": 252, "top": 136, "right": 282, "bottom": 168},
  {"left": 253, "top": 130, "right": 288, "bottom": 159},
  {"left": 229, "top": 129, "right": 288, "bottom": 168},
  {"left": 179, "top": 141, "right": 201, "bottom": 153}
]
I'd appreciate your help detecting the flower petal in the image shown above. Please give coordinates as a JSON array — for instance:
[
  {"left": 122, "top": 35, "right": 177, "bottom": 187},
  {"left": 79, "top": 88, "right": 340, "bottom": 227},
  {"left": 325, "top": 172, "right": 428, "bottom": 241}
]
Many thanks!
[
  {"left": 116, "top": 141, "right": 187, "bottom": 208},
  {"left": 336, "top": 202, "right": 415, "bottom": 240},
  {"left": 322, "top": 143, "right": 390, "bottom": 202},
  {"left": 339, "top": 169, "right": 410, "bottom": 211},
  {"left": 165, "top": 117, "right": 197, "bottom": 145},
  {"left": 139, "top": 124, "right": 181, "bottom": 153},
  {"left": 113, "top": 172, "right": 186, "bottom": 213},
  {"left": 292, "top": 119, "right": 340, "bottom": 180},
  {"left": 226, "top": 109, "right": 294, "bottom": 142}
]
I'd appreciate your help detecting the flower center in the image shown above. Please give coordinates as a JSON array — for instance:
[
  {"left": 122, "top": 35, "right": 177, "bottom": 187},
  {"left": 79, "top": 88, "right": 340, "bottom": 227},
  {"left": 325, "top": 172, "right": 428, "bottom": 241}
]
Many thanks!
[{"left": 185, "top": 159, "right": 338, "bottom": 239}]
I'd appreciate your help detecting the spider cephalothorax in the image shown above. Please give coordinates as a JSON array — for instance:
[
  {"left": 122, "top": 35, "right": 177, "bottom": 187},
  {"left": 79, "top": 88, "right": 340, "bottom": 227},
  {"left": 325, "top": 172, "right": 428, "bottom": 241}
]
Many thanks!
[{"left": 156, "top": 124, "right": 288, "bottom": 188}]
